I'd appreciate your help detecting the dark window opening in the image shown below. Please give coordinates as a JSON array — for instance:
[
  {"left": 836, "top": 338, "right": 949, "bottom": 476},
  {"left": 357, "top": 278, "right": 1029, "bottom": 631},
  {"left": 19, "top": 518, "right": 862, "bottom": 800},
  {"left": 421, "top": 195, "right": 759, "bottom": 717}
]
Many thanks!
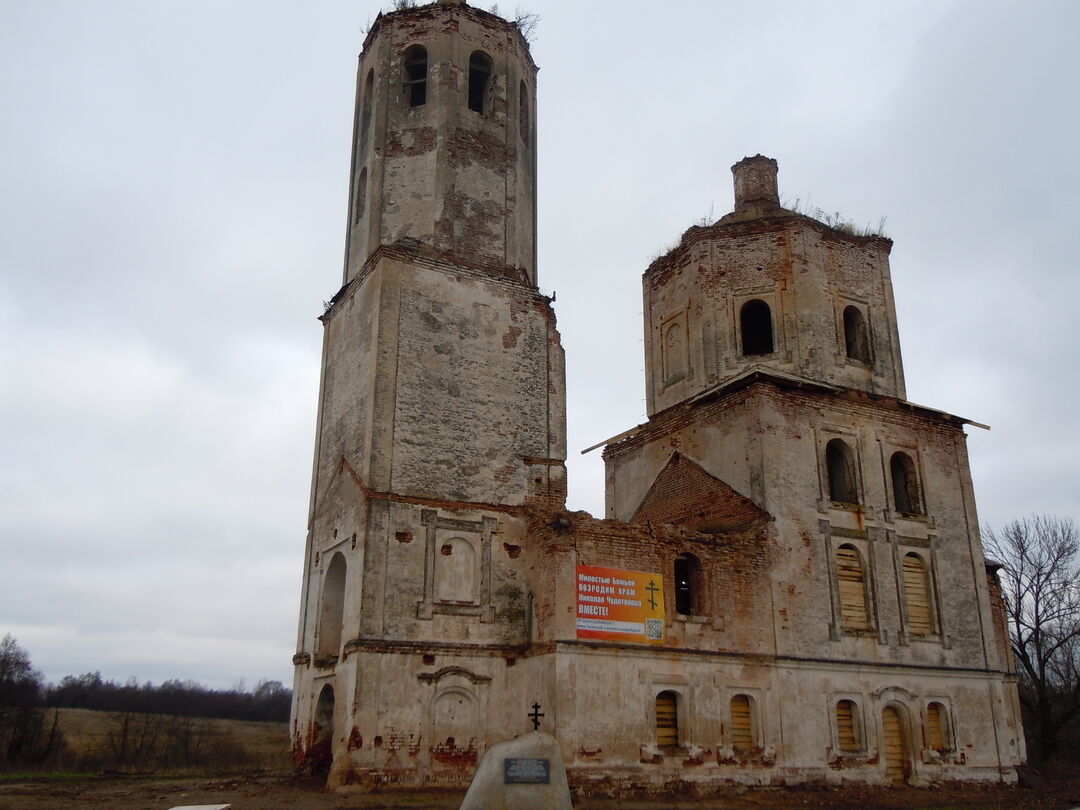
[
  {"left": 359, "top": 70, "right": 375, "bottom": 155},
  {"left": 403, "top": 45, "right": 427, "bottom": 107},
  {"left": 518, "top": 80, "right": 529, "bottom": 145},
  {"left": 890, "top": 452, "right": 921, "bottom": 515},
  {"left": 740, "top": 299, "right": 774, "bottom": 355},
  {"left": 354, "top": 167, "right": 368, "bottom": 225},
  {"left": 826, "top": 438, "right": 859, "bottom": 504},
  {"left": 843, "top": 305, "right": 871, "bottom": 364},
  {"left": 674, "top": 553, "right": 701, "bottom": 616},
  {"left": 468, "top": 51, "right": 492, "bottom": 114}
]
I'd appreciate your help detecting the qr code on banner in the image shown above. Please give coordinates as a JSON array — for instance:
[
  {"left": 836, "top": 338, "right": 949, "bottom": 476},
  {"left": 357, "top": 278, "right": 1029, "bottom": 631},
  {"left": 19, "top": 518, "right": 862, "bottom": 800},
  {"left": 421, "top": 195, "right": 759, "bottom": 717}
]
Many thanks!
[{"left": 646, "top": 618, "right": 664, "bottom": 640}]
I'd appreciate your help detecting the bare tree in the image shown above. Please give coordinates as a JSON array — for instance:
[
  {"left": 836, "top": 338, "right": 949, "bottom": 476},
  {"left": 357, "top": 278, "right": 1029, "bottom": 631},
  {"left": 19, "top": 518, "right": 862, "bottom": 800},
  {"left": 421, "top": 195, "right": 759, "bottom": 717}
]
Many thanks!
[{"left": 986, "top": 516, "right": 1080, "bottom": 763}]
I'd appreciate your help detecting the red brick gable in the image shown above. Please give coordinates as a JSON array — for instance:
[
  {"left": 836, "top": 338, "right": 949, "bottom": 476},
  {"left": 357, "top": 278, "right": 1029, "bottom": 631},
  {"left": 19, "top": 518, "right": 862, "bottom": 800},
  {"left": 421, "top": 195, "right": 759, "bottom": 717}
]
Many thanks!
[{"left": 630, "top": 452, "right": 771, "bottom": 533}]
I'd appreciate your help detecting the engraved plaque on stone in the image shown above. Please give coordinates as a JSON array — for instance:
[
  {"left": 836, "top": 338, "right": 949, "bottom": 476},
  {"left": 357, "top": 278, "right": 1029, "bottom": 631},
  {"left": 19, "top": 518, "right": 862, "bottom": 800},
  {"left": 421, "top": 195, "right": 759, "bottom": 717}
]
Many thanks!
[{"left": 503, "top": 756, "right": 550, "bottom": 784}]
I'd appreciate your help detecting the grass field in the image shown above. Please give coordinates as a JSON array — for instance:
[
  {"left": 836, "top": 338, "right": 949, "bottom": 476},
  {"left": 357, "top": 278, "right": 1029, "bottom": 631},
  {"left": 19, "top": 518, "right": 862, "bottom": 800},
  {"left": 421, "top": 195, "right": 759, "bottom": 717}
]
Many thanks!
[{"left": 35, "top": 706, "right": 291, "bottom": 773}]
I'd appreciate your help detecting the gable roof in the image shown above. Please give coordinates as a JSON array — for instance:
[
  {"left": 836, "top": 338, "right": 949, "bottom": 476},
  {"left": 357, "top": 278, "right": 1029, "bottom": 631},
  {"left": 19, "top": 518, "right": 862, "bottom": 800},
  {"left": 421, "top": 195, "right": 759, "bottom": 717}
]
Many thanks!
[{"left": 630, "top": 452, "right": 771, "bottom": 534}]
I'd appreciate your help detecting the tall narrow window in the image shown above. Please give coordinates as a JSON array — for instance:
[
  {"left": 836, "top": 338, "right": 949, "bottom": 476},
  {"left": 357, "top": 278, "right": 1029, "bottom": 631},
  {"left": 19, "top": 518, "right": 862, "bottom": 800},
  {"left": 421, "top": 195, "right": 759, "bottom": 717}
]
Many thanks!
[
  {"left": 316, "top": 553, "right": 347, "bottom": 658},
  {"left": 740, "top": 299, "right": 774, "bottom": 355},
  {"left": 826, "top": 439, "right": 859, "bottom": 504},
  {"left": 403, "top": 45, "right": 427, "bottom": 107},
  {"left": 890, "top": 452, "right": 921, "bottom": 515},
  {"left": 836, "top": 699, "right": 860, "bottom": 752},
  {"left": 655, "top": 691, "right": 679, "bottom": 749},
  {"left": 843, "top": 305, "right": 870, "bottom": 363},
  {"left": 354, "top": 167, "right": 368, "bottom": 225},
  {"left": 359, "top": 70, "right": 374, "bottom": 155},
  {"left": 518, "top": 80, "right": 529, "bottom": 145},
  {"left": 468, "top": 51, "right": 492, "bottom": 114},
  {"left": 902, "top": 553, "right": 933, "bottom": 636},
  {"left": 674, "top": 553, "right": 701, "bottom": 616},
  {"left": 926, "top": 702, "right": 949, "bottom": 751},
  {"left": 730, "top": 694, "right": 754, "bottom": 752},
  {"left": 835, "top": 545, "right": 870, "bottom": 631},
  {"left": 881, "top": 706, "right": 908, "bottom": 785}
]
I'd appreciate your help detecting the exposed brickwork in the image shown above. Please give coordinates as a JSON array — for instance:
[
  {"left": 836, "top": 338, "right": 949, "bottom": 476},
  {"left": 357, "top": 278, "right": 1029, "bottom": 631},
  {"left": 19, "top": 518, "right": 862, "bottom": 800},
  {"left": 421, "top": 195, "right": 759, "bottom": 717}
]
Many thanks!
[{"left": 631, "top": 451, "right": 771, "bottom": 533}]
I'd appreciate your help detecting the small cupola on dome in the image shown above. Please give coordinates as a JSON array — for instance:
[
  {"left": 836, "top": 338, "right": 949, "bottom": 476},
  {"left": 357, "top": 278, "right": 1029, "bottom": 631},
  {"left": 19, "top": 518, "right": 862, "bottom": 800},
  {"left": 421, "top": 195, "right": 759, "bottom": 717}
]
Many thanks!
[{"left": 731, "top": 154, "right": 782, "bottom": 218}]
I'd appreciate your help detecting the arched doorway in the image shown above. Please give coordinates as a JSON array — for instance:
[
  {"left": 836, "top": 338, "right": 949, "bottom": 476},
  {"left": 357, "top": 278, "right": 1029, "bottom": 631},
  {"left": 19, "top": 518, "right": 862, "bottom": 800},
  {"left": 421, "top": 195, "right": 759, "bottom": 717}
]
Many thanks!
[
  {"left": 309, "top": 684, "right": 335, "bottom": 783},
  {"left": 881, "top": 705, "right": 909, "bottom": 785}
]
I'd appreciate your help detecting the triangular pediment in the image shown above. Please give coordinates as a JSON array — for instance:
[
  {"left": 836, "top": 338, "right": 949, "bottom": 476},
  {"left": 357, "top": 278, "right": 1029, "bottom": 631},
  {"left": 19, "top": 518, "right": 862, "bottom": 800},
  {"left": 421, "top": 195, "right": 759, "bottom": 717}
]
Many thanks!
[{"left": 630, "top": 452, "right": 771, "bottom": 533}]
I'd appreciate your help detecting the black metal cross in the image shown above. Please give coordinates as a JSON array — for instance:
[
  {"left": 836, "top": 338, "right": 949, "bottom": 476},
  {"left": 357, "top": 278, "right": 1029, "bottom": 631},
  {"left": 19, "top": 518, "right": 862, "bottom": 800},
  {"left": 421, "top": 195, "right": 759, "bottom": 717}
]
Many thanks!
[
  {"left": 528, "top": 702, "right": 544, "bottom": 730},
  {"left": 645, "top": 579, "right": 660, "bottom": 611}
]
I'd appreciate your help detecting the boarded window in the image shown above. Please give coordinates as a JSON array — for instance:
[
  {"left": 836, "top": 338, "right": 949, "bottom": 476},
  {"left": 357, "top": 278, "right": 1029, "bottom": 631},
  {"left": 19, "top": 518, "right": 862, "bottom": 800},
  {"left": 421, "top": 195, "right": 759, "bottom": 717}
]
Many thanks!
[
  {"left": 826, "top": 439, "right": 859, "bottom": 504},
  {"left": 843, "top": 305, "right": 871, "bottom": 363},
  {"left": 655, "top": 691, "right": 679, "bottom": 749},
  {"left": 881, "top": 706, "right": 908, "bottom": 785},
  {"left": 674, "top": 553, "right": 701, "bottom": 616},
  {"left": 891, "top": 452, "right": 921, "bottom": 515},
  {"left": 740, "top": 299, "right": 774, "bottom": 355},
  {"left": 902, "top": 553, "right": 933, "bottom": 636},
  {"left": 468, "top": 51, "right": 492, "bottom": 114},
  {"left": 317, "top": 553, "right": 347, "bottom": 657},
  {"left": 730, "top": 694, "right": 753, "bottom": 751},
  {"left": 927, "top": 702, "right": 948, "bottom": 751},
  {"left": 835, "top": 545, "right": 870, "bottom": 631},
  {"left": 836, "top": 699, "right": 859, "bottom": 752},
  {"left": 403, "top": 45, "right": 427, "bottom": 107}
]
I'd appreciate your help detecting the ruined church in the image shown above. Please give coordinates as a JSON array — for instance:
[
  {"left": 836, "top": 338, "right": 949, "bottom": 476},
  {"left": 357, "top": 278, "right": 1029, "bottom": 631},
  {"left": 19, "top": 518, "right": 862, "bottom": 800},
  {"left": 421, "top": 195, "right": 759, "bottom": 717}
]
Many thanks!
[{"left": 290, "top": 0, "right": 1025, "bottom": 791}]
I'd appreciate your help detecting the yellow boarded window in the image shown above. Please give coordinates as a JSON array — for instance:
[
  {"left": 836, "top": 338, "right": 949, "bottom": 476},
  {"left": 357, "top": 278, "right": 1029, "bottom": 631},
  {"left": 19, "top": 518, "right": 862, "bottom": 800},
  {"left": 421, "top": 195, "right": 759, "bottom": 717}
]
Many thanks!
[
  {"left": 902, "top": 553, "right": 933, "bottom": 636},
  {"left": 882, "top": 706, "right": 907, "bottom": 785},
  {"left": 730, "top": 694, "right": 753, "bottom": 751},
  {"left": 835, "top": 545, "right": 870, "bottom": 630},
  {"left": 656, "top": 691, "right": 678, "bottom": 748},
  {"left": 927, "top": 702, "right": 946, "bottom": 751},
  {"left": 836, "top": 699, "right": 859, "bottom": 752}
]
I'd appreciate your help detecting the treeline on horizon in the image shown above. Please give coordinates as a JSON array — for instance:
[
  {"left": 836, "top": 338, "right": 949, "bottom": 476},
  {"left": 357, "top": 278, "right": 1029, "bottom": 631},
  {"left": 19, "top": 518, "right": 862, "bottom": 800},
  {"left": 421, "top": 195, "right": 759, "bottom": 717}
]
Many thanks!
[{"left": 46, "top": 671, "right": 292, "bottom": 724}]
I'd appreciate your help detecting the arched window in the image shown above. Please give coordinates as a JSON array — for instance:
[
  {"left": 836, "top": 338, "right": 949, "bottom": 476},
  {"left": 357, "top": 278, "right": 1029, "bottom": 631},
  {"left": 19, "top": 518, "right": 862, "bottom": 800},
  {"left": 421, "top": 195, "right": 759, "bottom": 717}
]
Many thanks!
[
  {"left": 674, "top": 553, "right": 701, "bottom": 616},
  {"left": 518, "top": 80, "right": 529, "bottom": 145},
  {"left": 834, "top": 545, "right": 870, "bottom": 631},
  {"left": 836, "top": 699, "right": 860, "bottom": 752},
  {"left": 354, "top": 167, "right": 368, "bottom": 225},
  {"left": 316, "top": 552, "right": 346, "bottom": 658},
  {"left": 826, "top": 439, "right": 859, "bottom": 504},
  {"left": 468, "top": 51, "right": 492, "bottom": 114},
  {"left": 890, "top": 452, "right": 921, "bottom": 515},
  {"left": 843, "top": 305, "right": 870, "bottom": 364},
  {"left": 359, "top": 69, "right": 374, "bottom": 155},
  {"left": 926, "top": 702, "right": 949, "bottom": 752},
  {"left": 403, "top": 45, "right": 427, "bottom": 107},
  {"left": 730, "top": 694, "right": 754, "bottom": 752},
  {"left": 655, "top": 691, "right": 679, "bottom": 749},
  {"left": 902, "top": 553, "right": 933, "bottom": 636},
  {"left": 740, "top": 299, "right": 774, "bottom": 355}
]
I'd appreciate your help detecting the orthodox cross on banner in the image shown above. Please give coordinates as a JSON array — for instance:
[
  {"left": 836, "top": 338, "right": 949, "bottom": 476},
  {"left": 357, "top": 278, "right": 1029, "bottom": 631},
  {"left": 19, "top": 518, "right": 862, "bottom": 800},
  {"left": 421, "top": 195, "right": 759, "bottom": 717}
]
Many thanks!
[
  {"left": 528, "top": 702, "right": 545, "bottom": 730},
  {"left": 645, "top": 579, "right": 660, "bottom": 611}
]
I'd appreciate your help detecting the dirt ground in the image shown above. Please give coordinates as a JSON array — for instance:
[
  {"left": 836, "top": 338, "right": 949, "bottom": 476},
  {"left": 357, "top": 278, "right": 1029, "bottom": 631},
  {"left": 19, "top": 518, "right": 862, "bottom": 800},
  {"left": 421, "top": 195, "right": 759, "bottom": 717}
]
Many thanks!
[{"left": 2, "top": 774, "right": 1080, "bottom": 810}]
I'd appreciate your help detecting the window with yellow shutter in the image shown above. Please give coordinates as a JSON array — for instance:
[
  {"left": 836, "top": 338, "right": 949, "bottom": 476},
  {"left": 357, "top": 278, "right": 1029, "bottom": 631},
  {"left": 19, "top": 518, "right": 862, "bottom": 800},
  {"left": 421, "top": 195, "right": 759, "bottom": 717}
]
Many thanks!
[
  {"left": 836, "top": 699, "right": 860, "bottom": 752},
  {"left": 655, "top": 691, "right": 679, "bottom": 749},
  {"left": 835, "top": 545, "right": 870, "bottom": 631},
  {"left": 730, "top": 694, "right": 754, "bottom": 752},
  {"left": 926, "top": 702, "right": 949, "bottom": 751},
  {"left": 902, "top": 553, "right": 933, "bottom": 636}
]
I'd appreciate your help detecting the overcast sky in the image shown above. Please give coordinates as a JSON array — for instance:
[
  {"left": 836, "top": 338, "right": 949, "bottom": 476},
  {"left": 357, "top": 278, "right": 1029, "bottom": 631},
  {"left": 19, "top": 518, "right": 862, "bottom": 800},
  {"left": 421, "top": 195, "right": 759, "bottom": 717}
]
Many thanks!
[{"left": 2, "top": 0, "right": 1077, "bottom": 690}]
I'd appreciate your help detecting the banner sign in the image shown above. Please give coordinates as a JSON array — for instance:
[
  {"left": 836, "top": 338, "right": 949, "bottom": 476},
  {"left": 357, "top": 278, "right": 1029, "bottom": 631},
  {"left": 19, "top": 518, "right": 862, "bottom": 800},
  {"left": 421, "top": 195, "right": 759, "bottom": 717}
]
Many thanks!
[{"left": 575, "top": 564, "right": 665, "bottom": 644}]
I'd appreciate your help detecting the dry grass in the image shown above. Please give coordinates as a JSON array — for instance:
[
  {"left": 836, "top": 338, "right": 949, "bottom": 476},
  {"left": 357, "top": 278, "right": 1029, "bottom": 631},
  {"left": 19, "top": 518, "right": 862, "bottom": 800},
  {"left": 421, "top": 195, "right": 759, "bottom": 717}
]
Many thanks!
[{"left": 45, "top": 707, "right": 291, "bottom": 773}]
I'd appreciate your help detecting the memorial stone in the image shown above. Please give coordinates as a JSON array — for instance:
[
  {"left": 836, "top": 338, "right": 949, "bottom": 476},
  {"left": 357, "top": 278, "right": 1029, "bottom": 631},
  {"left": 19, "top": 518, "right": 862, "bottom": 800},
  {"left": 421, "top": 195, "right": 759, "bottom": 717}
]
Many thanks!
[{"left": 459, "top": 731, "right": 572, "bottom": 810}]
